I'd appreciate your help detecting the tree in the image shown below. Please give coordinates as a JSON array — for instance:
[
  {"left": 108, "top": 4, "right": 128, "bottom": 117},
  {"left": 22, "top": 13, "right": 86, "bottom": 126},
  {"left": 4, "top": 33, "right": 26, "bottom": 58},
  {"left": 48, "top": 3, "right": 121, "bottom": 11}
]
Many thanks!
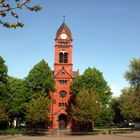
[
  {"left": 0, "top": 102, "right": 8, "bottom": 122},
  {"left": 125, "top": 58, "right": 140, "bottom": 89},
  {"left": 119, "top": 58, "right": 140, "bottom": 121},
  {"left": 119, "top": 87, "right": 140, "bottom": 119},
  {"left": 25, "top": 59, "right": 55, "bottom": 95},
  {"left": 7, "top": 77, "right": 32, "bottom": 126},
  {"left": 71, "top": 67, "right": 113, "bottom": 126},
  {"left": 0, "top": 56, "right": 8, "bottom": 103},
  {"left": 71, "top": 67, "right": 112, "bottom": 105},
  {"left": 0, "top": 56, "right": 10, "bottom": 129},
  {"left": 0, "top": 56, "right": 8, "bottom": 83},
  {"left": 26, "top": 94, "right": 50, "bottom": 129},
  {"left": 0, "top": 0, "right": 42, "bottom": 28},
  {"left": 111, "top": 97, "right": 124, "bottom": 125},
  {"left": 71, "top": 90, "right": 101, "bottom": 130},
  {"left": 95, "top": 105, "right": 114, "bottom": 126}
]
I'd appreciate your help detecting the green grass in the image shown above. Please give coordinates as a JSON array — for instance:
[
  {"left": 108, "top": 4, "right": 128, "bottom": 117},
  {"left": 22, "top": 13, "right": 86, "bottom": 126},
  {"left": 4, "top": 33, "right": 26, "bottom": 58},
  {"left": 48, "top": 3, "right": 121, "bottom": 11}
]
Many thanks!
[
  {"left": 0, "top": 128, "right": 26, "bottom": 135},
  {"left": 0, "top": 128, "right": 47, "bottom": 136}
]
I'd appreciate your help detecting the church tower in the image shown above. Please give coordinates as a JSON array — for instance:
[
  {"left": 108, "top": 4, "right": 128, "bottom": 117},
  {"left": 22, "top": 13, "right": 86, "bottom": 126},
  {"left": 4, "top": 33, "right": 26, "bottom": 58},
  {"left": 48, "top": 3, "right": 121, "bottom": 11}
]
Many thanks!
[{"left": 50, "top": 20, "right": 78, "bottom": 130}]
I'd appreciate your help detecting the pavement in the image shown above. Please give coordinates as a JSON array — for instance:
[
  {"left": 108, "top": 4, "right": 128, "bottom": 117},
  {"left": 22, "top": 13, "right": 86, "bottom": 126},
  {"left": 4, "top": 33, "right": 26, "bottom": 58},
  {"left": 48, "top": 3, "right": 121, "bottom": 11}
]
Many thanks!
[{"left": 0, "top": 131, "right": 139, "bottom": 140}]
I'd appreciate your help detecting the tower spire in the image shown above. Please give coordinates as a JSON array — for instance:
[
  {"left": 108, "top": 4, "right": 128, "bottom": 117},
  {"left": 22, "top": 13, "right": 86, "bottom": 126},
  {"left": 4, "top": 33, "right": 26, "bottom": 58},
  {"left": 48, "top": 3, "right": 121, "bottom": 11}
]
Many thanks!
[
  {"left": 56, "top": 17, "right": 72, "bottom": 39},
  {"left": 63, "top": 15, "right": 65, "bottom": 23}
]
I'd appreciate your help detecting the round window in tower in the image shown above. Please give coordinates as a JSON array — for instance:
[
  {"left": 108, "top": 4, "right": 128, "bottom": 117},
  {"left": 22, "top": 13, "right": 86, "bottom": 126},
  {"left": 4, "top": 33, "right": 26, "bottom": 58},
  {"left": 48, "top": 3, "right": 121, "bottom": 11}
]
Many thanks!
[{"left": 59, "top": 91, "right": 67, "bottom": 98}]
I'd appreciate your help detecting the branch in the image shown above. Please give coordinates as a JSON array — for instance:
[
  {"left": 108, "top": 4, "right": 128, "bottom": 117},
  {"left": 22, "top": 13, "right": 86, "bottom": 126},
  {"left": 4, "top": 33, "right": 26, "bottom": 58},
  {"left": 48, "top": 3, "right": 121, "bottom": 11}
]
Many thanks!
[{"left": 0, "top": 0, "right": 42, "bottom": 28}]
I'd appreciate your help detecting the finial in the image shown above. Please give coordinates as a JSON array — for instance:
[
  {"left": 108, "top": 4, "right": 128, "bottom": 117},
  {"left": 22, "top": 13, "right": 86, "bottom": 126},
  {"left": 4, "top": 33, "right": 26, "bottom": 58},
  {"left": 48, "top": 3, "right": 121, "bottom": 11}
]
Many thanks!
[{"left": 63, "top": 15, "right": 65, "bottom": 23}]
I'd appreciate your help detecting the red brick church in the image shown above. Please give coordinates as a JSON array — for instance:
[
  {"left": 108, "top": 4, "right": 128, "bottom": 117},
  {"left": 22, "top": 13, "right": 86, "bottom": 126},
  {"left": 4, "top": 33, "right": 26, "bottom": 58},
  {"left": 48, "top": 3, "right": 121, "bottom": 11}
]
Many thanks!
[{"left": 50, "top": 20, "right": 79, "bottom": 130}]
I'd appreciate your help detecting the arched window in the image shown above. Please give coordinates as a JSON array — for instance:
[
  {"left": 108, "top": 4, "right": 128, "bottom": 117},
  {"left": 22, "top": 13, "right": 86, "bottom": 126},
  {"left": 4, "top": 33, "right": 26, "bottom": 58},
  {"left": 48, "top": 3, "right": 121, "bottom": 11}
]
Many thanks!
[
  {"left": 59, "top": 80, "right": 67, "bottom": 86},
  {"left": 64, "top": 53, "right": 68, "bottom": 63},
  {"left": 58, "top": 103, "right": 67, "bottom": 107},
  {"left": 59, "top": 52, "right": 68, "bottom": 63},
  {"left": 59, "top": 103, "right": 61, "bottom": 107},
  {"left": 59, "top": 52, "right": 63, "bottom": 63}
]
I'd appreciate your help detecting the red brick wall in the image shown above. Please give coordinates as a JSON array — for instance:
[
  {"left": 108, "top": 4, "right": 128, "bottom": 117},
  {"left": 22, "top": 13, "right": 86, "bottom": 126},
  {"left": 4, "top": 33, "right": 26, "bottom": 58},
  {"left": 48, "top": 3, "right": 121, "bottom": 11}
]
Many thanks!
[{"left": 50, "top": 27, "right": 73, "bottom": 130}]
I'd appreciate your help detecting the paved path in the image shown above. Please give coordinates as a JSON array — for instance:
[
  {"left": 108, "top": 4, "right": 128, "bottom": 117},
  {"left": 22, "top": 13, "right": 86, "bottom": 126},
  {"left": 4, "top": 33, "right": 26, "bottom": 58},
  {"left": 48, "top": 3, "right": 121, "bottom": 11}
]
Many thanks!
[
  {"left": 0, "top": 135, "right": 139, "bottom": 140},
  {"left": 0, "top": 132, "right": 140, "bottom": 140}
]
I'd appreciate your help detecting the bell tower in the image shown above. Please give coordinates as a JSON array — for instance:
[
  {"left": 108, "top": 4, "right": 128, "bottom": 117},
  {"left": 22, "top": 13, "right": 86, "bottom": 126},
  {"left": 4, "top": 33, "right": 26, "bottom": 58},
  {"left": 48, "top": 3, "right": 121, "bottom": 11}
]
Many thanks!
[
  {"left": 54, "top": 21, "right": 73, "bottom": 76},
  {"left": 51, "top": 20, "right": 74, "bottom": 130}
]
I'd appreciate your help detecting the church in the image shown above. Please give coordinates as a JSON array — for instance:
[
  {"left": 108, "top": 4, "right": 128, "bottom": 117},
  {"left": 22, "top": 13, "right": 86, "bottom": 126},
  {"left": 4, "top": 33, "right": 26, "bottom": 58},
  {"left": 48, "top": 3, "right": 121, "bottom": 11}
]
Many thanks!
[{"left": 50, "top": 20, "right": 79, "bottom": 131}]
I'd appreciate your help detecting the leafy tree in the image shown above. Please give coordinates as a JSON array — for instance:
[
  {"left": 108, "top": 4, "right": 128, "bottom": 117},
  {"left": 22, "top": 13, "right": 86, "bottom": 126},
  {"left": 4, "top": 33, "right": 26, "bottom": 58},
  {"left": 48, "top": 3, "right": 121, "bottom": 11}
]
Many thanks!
[
  {"left": 95, "top": 105, "right": 114, "bottom": 126},
  {"left": 119, "top": 87, "right": 140, "bottom": 119},
  {"left": 71, "top": 67, "right": 112, "bottom": 105},
  {"left": 0, "top": 56, "right": 8, "bottom": 103},
  {"left": 0, "top": 0, "right": 42, "bottom": 28},
  {"left": 0, "top": 102, "right": 8, "bottom": 122},
  {"left": 111, "top": 97, "right": 124, "bottom": 125},
  {"left": 0, "top": 56, "right": 8, "bottom": 83},
  {"left": 71, "top": 90, "right": 101, "bottom": 130},
  {"left": 125, "top": 58, "right": 140, "bottom": 89},
  {"left": 26, "top": 94, "right": 50, "bottom": 129},
  {"left": 25, "top": 59, "right": 55, "bottom": 95},
  {"left": 119, "top": 58, "right": 140, "bottom": 120},
  {"left": 71, "top": 67, "right": 113, "bottom": 126},
  {"left": 7, "top": 77, "right": 31, "bottom": 126},
  {"left": 0, "top": 56, "right": 9, "bottom": 129}
]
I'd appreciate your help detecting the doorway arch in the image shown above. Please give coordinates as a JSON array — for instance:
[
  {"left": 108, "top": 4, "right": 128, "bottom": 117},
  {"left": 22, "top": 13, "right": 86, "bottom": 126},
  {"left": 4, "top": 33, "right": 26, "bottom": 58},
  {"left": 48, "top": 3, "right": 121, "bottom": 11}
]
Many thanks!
[{"left": 58, "top": 114, "right": 67, "bottom": 130}]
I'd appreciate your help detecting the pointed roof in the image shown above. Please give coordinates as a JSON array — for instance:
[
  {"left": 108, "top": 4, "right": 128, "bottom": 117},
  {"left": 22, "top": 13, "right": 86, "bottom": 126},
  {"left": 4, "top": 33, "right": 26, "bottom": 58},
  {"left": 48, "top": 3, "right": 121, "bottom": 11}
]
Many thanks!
[{"left": 56, "top": 22, "right": 72, "bottom": 39}]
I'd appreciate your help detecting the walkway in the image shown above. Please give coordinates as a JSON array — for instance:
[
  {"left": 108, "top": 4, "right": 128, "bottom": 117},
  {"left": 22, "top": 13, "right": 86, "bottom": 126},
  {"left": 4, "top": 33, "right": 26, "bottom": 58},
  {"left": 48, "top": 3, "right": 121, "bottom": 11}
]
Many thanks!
[{"left": 0, "top": 131, "right": 139, "bottom": 140}]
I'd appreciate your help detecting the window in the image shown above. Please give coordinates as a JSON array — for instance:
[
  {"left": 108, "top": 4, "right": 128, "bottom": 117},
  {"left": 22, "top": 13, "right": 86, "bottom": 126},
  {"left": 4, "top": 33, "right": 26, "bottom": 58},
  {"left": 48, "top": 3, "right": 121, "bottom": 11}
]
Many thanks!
[
  {"left": 64, "top": 53, "right": 68, "bottom": 63},
  {"left": 59, "top": 91, "right": 67, "bottom": 98},
  {"left": 60, "top": 42, "right": 68, "bottom": 46},
  {"left": 62, "top": 103, "right": 65, "bottom": 107},
  {"left": 61, "top": 72, "right": 65, "bottom": 75},
  {"left": 59, "top": 80, "right": 67, "bottom": 86},
  {"left": 59, "top": 103, "right": 61, "bottom": 107},
  {"left": 58, "top": 102, "right": 67, "bottom": 107},
  {"left": 59, "top": 52, "right": 68, "bottom": 63},
  {"left": 59, "top": 52, "right": 63, "bottom": 63}
]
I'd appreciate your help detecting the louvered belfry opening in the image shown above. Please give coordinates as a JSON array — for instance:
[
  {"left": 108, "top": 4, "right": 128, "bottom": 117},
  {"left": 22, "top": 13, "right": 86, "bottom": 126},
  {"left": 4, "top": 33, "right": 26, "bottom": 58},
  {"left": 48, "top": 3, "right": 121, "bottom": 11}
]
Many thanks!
[{"left": 59, "top": 52, "right": 68, "bottom": 63}]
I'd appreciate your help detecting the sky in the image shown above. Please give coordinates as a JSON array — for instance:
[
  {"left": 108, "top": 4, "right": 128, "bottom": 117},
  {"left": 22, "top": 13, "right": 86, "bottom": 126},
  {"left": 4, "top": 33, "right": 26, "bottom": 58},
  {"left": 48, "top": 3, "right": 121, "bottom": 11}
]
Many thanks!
[{"left": 0, "top": 0, "right": 140, "bottom": 97}]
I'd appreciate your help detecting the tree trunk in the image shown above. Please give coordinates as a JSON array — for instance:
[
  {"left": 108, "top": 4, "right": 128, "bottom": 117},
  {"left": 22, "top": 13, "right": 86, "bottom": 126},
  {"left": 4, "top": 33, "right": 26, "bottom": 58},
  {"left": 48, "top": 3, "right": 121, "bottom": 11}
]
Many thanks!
[{"left": 92, "top": 121, "right": 94, "bottom": 131}]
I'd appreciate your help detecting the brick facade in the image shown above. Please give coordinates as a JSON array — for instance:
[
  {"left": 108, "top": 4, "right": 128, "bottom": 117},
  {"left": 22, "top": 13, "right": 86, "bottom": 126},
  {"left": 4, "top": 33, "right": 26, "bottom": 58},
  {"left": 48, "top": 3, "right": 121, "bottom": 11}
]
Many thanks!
[{"left": 50, "top": 22, "right": 78, "bottom": 130}]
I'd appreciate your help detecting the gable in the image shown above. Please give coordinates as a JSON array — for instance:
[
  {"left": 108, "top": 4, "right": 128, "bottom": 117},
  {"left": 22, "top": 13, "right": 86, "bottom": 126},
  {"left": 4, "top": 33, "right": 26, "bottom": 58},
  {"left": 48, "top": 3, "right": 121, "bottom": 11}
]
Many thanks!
[
  {"left": 53, "top": 108, "right": 67, "bottom": 115},
  {"left": 56, "top": 22, "right": 72, "bottom": 39},
  {"left": 54, "top": 68, "right": 72, "bottom": 79}
]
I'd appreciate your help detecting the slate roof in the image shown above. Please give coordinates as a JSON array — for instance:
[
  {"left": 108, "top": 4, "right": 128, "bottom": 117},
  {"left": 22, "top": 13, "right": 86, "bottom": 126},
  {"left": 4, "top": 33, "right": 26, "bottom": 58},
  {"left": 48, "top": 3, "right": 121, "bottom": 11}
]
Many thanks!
[
  {"left": 56, "top": 22, "right": 72, "bottom": 39},
  {"left": 72, "top": 70, "right": 79, "bottom": 78}
]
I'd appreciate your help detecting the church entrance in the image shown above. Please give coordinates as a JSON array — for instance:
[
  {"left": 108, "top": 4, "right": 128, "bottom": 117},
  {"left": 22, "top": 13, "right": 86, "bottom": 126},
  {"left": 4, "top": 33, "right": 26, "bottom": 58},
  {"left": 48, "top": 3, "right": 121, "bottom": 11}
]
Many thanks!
[{"left": 58, "top": 114, "right": 67, "bottom": 130}]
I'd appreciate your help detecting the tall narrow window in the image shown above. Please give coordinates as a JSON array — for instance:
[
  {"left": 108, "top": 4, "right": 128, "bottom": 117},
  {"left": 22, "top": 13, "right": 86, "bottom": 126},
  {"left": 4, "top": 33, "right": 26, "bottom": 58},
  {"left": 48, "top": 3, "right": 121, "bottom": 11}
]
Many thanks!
[
  {"left": 59, "top": 52, "right": 63, "bottom": 63},
  {"left": 64, "top": 53, "right": 68, "bottom": 63},
  {"left": 59, "top": 52, "right": 68, "bottom": 63}
]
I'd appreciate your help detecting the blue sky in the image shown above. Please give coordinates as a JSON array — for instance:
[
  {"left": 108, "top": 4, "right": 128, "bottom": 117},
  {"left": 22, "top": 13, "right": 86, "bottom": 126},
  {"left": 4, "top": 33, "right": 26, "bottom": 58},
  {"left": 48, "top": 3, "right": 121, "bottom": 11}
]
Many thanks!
[{"left": 0, "top": 0, "right": 140, "bottom": 97}]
